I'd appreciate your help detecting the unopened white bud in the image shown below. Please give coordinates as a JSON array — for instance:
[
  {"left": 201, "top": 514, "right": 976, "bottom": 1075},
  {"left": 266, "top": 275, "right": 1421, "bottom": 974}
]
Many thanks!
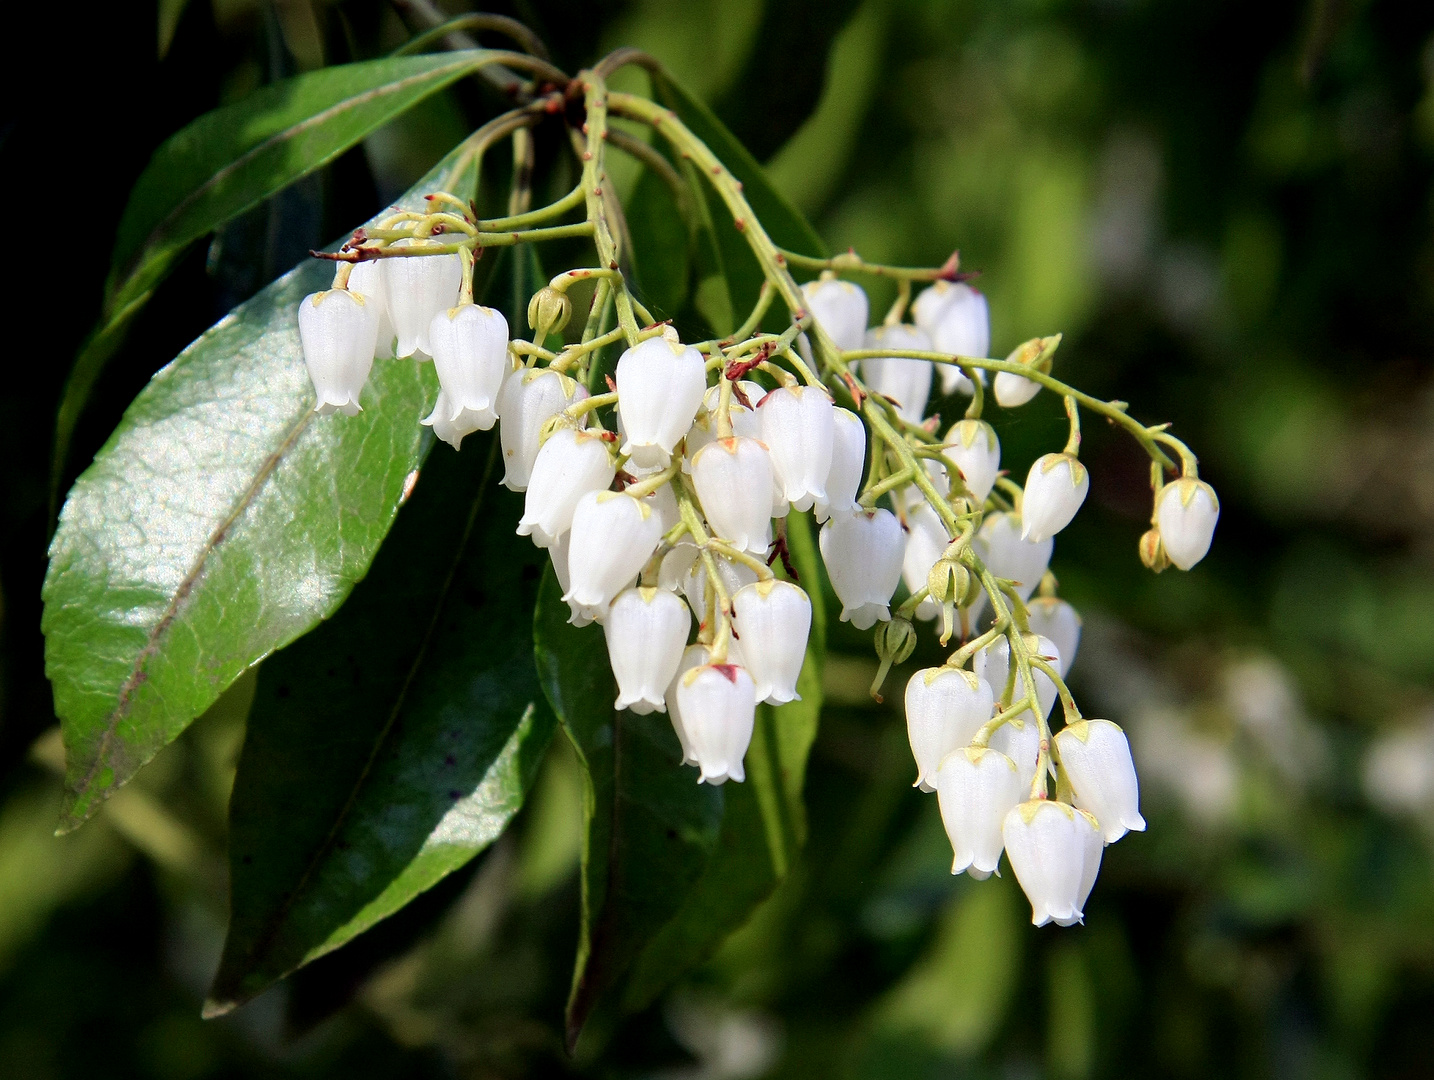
[
  {"left": 944, "top": 419, "right": 1001, "bottom": 504},
  {"left": 902, "top": 503, "right": 952, "bottom": 622},
  {"left": 1155, "top": 478, "right": 1219, "bottom": 570},
  {"left": 1055, "top": 719, "right": 1146, "bottom": 843},
  {"left": 819, "top": 508, "right": 906, "bottom": 630},
  {"left": 762, "top": 386, "right": 835, "bottom": 512},
  {"left": 604, "top": 587, "right": 691, "bottom": 714},
  {"left": 732, "top": 580, "right": 811, "bottom": 705},
  {"left": 563, "top": 491, "right": 663, "bottom": 622},
  {"left": 346, "top": 259, "right": 395, "bottom": 358},
  {"left": 801, "top": 278, "right": 869, "bottom": 353},
  {"left": 692, "top": 437, "right": 775, "bottom": 556},
  {"left": 861, "top": 325, "right": 933, "bottom": 424},
  {"left": 677, "top": 663, "right": 757, "bottom": 785},
  {"left": 616, "top": 335, "right": 707, "bottom": 468},
  {"left": 974, "top": 512, "right": 1053, "bottom": 604},
  {"left": 1027, "top": 597, "right": 1081, "bottom": 676},
  {"left": 815, "top": 407, "right": 866, "bottom": 523},
  {"left": 914, "top": 282, "right": 990, "bottom": 395},
  {"left": 518, "top": 429, "right": 615, "bottom": 548},
  {"left": 427, "top": 303, "right": 509, "bottom": 433},
  {"left": 904, "top": 667, "right": 995, "bottom": 792},
  {"left": 299, "top": 289, "right": 378, "bottom": 417},
  {"left": 1002, "top": 800, "right": 1103, "bottom": 926},
  {"left": 497, "top": 368, "right": 588, "bottom": 491},
  {"left": 1021, "top": 453, "right": 1088, "bottom": 542},
  {"left": 936, "top": 746, "right": 1024, "bottom": 878},
  {"left": 380, "top": 247, "right": 462, "bottom": 359}
]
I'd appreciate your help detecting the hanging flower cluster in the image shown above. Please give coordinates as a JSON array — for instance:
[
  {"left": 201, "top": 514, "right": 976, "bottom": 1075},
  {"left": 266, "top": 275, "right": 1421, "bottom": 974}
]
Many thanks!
[{"left": 293, "top": 68, "right": 1218, "bottom": 927}]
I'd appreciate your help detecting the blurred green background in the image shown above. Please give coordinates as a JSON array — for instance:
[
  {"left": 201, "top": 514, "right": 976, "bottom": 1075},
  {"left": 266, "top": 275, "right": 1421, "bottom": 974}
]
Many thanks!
[{"left": 5, "top": 0, "right": 1434, "bottom": 1076}]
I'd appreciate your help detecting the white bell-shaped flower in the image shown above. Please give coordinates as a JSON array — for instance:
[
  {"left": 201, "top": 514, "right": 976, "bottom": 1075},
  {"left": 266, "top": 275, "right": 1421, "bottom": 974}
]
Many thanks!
[
  {"left": 604, "top": 587, "right": 691, "bottom": 714},
  {"left": 676, "top": 663, "right": 757, "bottom": 785},
  {"left": 902, "top": 503, "right": 951, "bottom": 622},
  {"left": 1002, "top": 800, "right": 1103, "bottom": 926},
  {"left": 732, "top": 580, "right": 811, "bottom": 705},
  {"left": 380, "top": 247, "right": 462, "bottom": 359},
  {"left": 1055, "top": 719, "right": 1146, "bottom": 843},
  {"left": 1155, "top": 478, "right": 1220, "bottom": 570},
  {"left": 974, "top": 635, "right": 1061, "bottom": 720},
  {"left": 974, "top": 512, "right": 1053, "bottom": 603},
  {"left": 692, "top": 437, "right": 774, "bottom": 556},
  {"left": 900, "top": 459, "right": 952, "bottom": 514},
  {"left": 518, "top": 428, "right": 615, "bottom": 548},
  {"left": 819, "top": 508, "right": 906, "bottom": 630},
  {"left": 426, "top": 303, "right": 510, "bottom": 433},
  {"left": 861, "top": 325, "right": 934, "bottom": 424},
  {"left": 665, "top": 643, "right": 713, "bottom": 765},
  {"left": 424, "top": 390, "right": 485, "bottom": 450},
  {"left": 685, "top": 381, "right": 766, "bottom": 469},
  {"left": 762, "top": 385, "right": 835, "bottom": 512},
  {"left": 1022, "top": 453, "right": 1089, "bottom": 542},
  {"left": 904, "top": 666, "right": 995, "bottom": 792},
  {"left": 945, "top": 419, "right": 1001, "bottom": 504},
  {"left": 641, "top": 480, "right": 681, "bottom": 536},
  {"left": 936, "top": 747, "right": 1024, "bottom": 878},
  {"left": 1027, "top": 597, "right": 1081, "bottom": 676},
  {"left": 298, "top": 289, "right": 379, "bottom": 416},
  {"left": 664, "top": 546, "right": 759, "bottom": 623},
  {"left": 815, "top": 407, "right": 866, "bottom": 522},
  {"left": 615, "top": 335, "right": 707, "bottom": 468},
  {"left": 915, "top": 282, "right": 990, "bottom": 395},
  {"left": 497, "top": 368, "right": 588, "bottom": 491},
  {"left": 990, "top": 717, "right": 1041, "bottom": 793},
  {"left": 346, "top": 260, "right": 395, "bottom": 358},
  {"left": 801, "top": 278, "right": 869, "bottom": 352},
  {"left": 549, "top": 531, "right": 592, "bottom": 628},
  {"left": 563, "top": 491, "right": 663, "bottom": 622},
  {"left": 994, "top": 369, "right": 1041, "bottom": 407}
]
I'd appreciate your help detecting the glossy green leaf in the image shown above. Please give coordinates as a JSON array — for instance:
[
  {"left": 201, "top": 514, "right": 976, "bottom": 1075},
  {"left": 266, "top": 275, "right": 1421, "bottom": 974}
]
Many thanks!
[
  {"left": 52, "top": 50, "right": 506, "bottom": 516},
  {"left": 41, "top": 146, "right": 481, "bottom": 831},
  {"left": 627, "top": 165, "right": 692, "bottom": 320},
  {"left": 535, "top": 514, "right": 825, "bottom": 1052},
  {"left": 205, "top": 438, "right": 555, "bottom": 1016}
]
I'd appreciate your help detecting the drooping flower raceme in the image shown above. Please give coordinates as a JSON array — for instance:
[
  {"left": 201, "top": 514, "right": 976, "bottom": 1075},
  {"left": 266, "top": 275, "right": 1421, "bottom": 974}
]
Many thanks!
[
  {"left": 616, "top": 334, "right": 707, "bottom": 468},
  {"left": 860, "top": 325, "right": 934, "bottom": 424},
  {"left": 604, "top": 587, "right": 691, "bottom": 714},
  {"left": 298, "top": 289, "right": 379, "bottom": 416},
  {"left": 426, "top": 303, "right": 510, "bottom": 433},
  {"left": 563, "top": 491, "right": 664, "bottom": 623},
  {"left": 732, "top": 580, "right": 812, "bottom": 705},
  {"left": 904, "top": 667, "right": 995, "bottom": 792},
  {"left": 691, "top": 437, "right": 775, "bottom": 556},
  {"left": 497, "top": 368, "right": 588, "bottom": 491},
  {"left": 936, "top": 747, "right": 1024, "bottom": 878},
  {"left": 762, "top": 386, "right": 835, "bottom": 513},
  {"left": 380, "top": 246, "right": 462, "bottom": 359},
  {"left": 815, "top": 407, "right": 866, "bottom": 522},
  {"left": 1054, "top": 719, "right": 1146, "bottom": 843},
  {"left": 517, "top": 428, "right": 616, "bottom": 548},
  {"left": 801, "top": 277, "right": 869, "bottom": 353},
  {"left": 914, "top": 281, "right": 989, "bottom": 395},
  {"left": 944, "top": 419, "right": 1001, "bottom": 504},
  {"left": 1002, "top": 800, "right": 1104, "bottom": 926},
  {"left": 1022, "top": 453, "right": 1089, "bottom": 542},
  {"left": 676, "top": 664, "right": 758, "bottom": 785},
  {"left": 1155, "top": 477, "right": 1220, "bottom": 570},
  {"left": 820, "top": 508, "right": 906, "bottom": 630}
]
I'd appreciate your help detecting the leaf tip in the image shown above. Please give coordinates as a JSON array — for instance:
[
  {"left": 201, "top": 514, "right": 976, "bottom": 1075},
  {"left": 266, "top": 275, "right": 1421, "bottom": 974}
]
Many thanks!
[{"left": 200, "top": 998, "right": 236, "bottom": 1020}]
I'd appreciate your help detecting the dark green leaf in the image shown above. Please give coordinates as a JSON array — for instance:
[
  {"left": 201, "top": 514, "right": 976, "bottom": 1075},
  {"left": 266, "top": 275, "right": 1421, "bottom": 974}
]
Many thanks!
[
  {"left": 42, "top": 146, "right": 481, "bottom": 831},
  {"left": 627, "top": 166, "right": 692, "bottom": 320},
  {"left": 52, "top": 50, "right": 506, "bottom": 518},
  {"left": 205, "top": 437, "right": 555, "bottom": 1016}
]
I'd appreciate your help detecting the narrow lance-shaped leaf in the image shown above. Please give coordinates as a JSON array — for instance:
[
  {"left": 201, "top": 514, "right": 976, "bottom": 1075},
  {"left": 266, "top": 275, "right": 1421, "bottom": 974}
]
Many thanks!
[
  {"left": 53, "top": 49, "right": 514, "bottom": 513},
  {"left": 206, "top": 437, "right": 555, "bottom": 1015},
  {"left": 42, "top": 143, "right": 481, "bottom": 831}
]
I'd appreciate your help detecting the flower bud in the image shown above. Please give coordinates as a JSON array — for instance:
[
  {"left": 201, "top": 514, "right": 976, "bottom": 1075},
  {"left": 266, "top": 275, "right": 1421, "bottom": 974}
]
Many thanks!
[
  {"left": 1155, "top": 477, "right": 1219, "bottom": 570},
  {"left": 904, "top": 667, "right": 995, "bottom": 792},
  {"left": 819, "top": 507, "right": 906, "bottom": 629},
  {"left": 1026, "top": 597, "right": 1081, "bottom": 676},
  {"left": 762, "top": 386, "right": 835, "bottom": 513},
  {"left": 347, "top": 259, "right": 395, "bottom": 358},
  {"left": 677, "top": 663, "right": 758, "bottom": 785},
  {"left": 380, "top": 246, "right": 462, "bottom": 359},
  {"left": 692, "top": 437, "right": 775, "bottom": 556},
  {"left": 861, "top": 325, "right": 934, "bottom": 424},
  {"left": 974, "top": 512, "right": 1053, "bottom": 604},
  {"left": 732, "top": 580, "right": 812, "bottom": 705},
  {"left": 527, "top": 286, "right": 572, "bottom": 342},
  {"left": 944, "top": 419, "right": 1001, "bottom": 504},
  {"left": 937, "top": 746, "right": 1024, "bottom": 878},
  {"left": 801, "top": 277, "right": 869, "bottom": 353},
  {"left": 1022, "top": 453, "right": 1089, "bottom": 542},
  {"left": 615, "top": 335, "right": 707, "bottom": 468},
  {"left": 815, "top": 407, "right": 866, "bottom": 523},
  {"left": 549, "top": 531, "right": 592, "bottom": 627},
  {"left": 423, "top": 390, "right": 484, "bottom": 450},
  {"left": 1139, "top": 527, "right": 1170, "bottom": 572},
  {"left": 1002, "top": 799, "right": 1103, "bottom": 926},
  {"left": 1055, "top": 719, "right": 1146, "bottom": 843},
  {"left": 299, "top": 289, "right": 379, "bottom": 416},
  {"left": 901, "top": 503, "right": 952, "bottom": 622},
  {"left": 604, "top": 587, "right": 691, "bottom": 714},
  {"left": 497, "top": 368, "right": 588, "bottom": 491},
  {"left": 993, "top": 335, "right": 1059, "bottom": 408},
  {"left": 518, "top": 428, "right": 615, "bottom": 548},
  {"left": 914, "top": 281, "right": 990, "bottom": 395},
  {"left": 563, "top": 491, "right": 663, "bottom": 622},
  {"left": 427, "top": 303, "right": 510, "bottom": 433},
  {"left": 877, "top": 616, "right": 919, "bottom": 668}
]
